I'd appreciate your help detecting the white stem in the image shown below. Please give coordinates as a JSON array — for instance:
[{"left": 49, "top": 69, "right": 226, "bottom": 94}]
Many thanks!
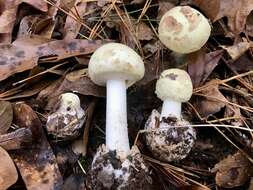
[
  {"left": 106, "top": 79, "right": 130, "bottom": 153},
  {"left": 160, "top": 99, "right": 181, "bottom": 120}
]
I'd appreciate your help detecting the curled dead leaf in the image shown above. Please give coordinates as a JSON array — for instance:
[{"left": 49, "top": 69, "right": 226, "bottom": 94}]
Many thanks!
[{"left": 194, "top": 80, "right": 227, "bottom": 117}]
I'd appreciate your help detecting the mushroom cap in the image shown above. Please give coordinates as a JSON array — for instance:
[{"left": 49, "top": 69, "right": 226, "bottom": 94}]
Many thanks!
[
  {"left": 89, "top": 145, "right": 151, "bottom": 190},
  {"left": 145, "top": 110, "right": 196, "bottom": 162},
  {"left": 158, "top": 6, "right": 211, "bottom": 53},
  {"left": 60, "top": 93, "right": 81, "bottom": 109},
  {"left": 155, "top": 69, "right": 193, "bottom": 102},
  {"left": 88, "top": 43, "right": 145, "bottom": 87}
]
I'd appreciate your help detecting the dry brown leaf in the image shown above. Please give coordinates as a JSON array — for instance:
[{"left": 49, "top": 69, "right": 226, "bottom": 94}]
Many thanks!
[
  {"left": 188, "top": 49, "right": 223, "bottom": 88},
  {"left": 0, "top": 128, "right": 33, "bottom": 150},
  {"left": 0, "top": 0, "right": 48, "bottom": 43},
  {"left": 11, "top": 103, "right": 63, "bottom": 190},
  {"left": 63, "top": 0, "right": 87, "bottom": 40},
  {"left": 192, "top": 0, "right": 220, "bottom": 21},
  {"left": 136, "top": 22, "right": 154, "bottom": 41},
  {"left": 0, "top": 146, "right": 18, "bottom": 190},
  {"left": 18, "top": 15, "right": 55, "bottom": 39},
  {"left": 195, "top": 80, "right": 227, "bottom": 117},
  {"left": 213, "top": 0, "right": 253, "bottom": 34},
  {"left": 157, "top": 1, "right": 175, "bottom": 20},
  {"left": 0, "top": 38, "right": 105, "bottom": 81},
  {"left": 0, "top": 101, "right": 13, "bottom": 134},
  {"left": 221, "top": 41, "right": 253, "bottom": 60},
  {"left": 212, "top": 151, "right": 253, "bottom": 188}
]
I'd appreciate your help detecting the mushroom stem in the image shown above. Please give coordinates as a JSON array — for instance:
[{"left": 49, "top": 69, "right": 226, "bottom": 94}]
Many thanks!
[
  {"left": 106, "top": 79, "right": 130, "bottom": 153},
  {"left": 160, "top": 98, "right": 181, "bottom": 120}
]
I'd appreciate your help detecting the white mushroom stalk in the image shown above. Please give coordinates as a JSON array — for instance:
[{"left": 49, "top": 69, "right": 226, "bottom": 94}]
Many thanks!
[
  {"left": 88, "top": 43, "right": 150, "bottom": 189},
  {"left": 158, "top": 6, "right": 211, "bottom": 53},
  {"left": 88, "top": 42, "right": 145, "bottom": 156},
  {"left": 156, "top": 69, "right": 193, "bottom": 120}
]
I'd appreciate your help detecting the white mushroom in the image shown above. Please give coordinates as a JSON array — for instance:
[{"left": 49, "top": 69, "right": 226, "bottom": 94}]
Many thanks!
[
  {"left": 145, "top": 69, "right": 196, "bottom": 162},
  {"left": 88, "top": 42, "right": 144, "bottom": 156},
  {"left": 88, "top": 43, "right": 150, "bottom": 189},
  {"left": 46, "top": 92, "right": 85, "bottom": 140},
  {"left": 158, "top": 6, "right": 211, "bottom": 53}
]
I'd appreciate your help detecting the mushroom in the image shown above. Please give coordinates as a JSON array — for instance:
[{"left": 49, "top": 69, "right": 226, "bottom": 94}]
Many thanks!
[
  {"left": 46, "top": 92, "right": 86, "bottom": 140},
  {"left": 88, "top": 43, "right": 150, "bottom": 189},
  {"left": 145, "top": 69, "right": 196, "bottom": 162},
  {"left": 158, "top": 6, "right": 211, "bottom": 53}
]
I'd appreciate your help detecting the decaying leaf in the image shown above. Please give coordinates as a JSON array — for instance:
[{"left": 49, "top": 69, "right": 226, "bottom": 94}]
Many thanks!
[
  {"left": 213, "top": 0, "right": 253, "bottom": 34},
  {"left": 63, "top": 0, "right": 87, "bottom": 40},
  {"left": 11, "top": 103, "right": 63, "bottom": 190},
  {"left": 0, "top": 128, "right": 33, "bottom": 150},
  {"left": 136, "top": 22, "right": 154, "bottom": 41},
  {"left": 18, "top": 15, "right": 55, "bottom": 39},
  {"left": 192, "top": 0, "right": 220, "bottom": 21},
  {"left": 195, "top": 80, "right": 227, "bottom": 117},
  {"left": 221, "top": 41, "right": 253, "bottom": 60},
  {"left": 0, "top": 101, "right": 13, "bottom": 134},
  {"left": 0, "top": 39, "right": 105, "bottom": 81},
  {"left": 0, "top": 146, "right": 18, "bottom": 190},
  {"left": 0, "top": 0, "right": 48, "bottom": 43},
  {"left": 188, "top": 49, "right": 223, "bottom": 88},
  {"left": 212, "top": 151, "right": 253, "bottom": 188}
]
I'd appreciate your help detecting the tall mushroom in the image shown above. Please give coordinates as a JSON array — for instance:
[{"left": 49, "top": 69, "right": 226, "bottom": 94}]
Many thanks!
[
  {"left": 88, "top": 43, "right": 150, "bottom": 189},
  {"left": 158, "top": 6, "right": 211, "bottom": 53},
  {"left": 145, "top": 69, "right": 196, "bottom": 162}
]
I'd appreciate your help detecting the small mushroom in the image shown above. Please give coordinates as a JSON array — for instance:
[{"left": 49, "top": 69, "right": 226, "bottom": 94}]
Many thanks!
[
  {"left": 158, "top": 6, "right": 211, "bottom": 53},
  {"left": 145, "top": 69, "right": 196, "bottom": 162},
  {"left": 46, "top": 92, "right": 85, "bottom": 140},
  {"left": 88, "top": 43, "right": 150, "bottom": 189}
]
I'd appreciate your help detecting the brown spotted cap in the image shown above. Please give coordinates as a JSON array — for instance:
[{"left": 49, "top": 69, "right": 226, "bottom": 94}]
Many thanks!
[
  {"left": 155, "top": 69, "right": 193, "bottom": 102},
  {"left": 158, "top": 6, "right": 211, "bottom": 53}
]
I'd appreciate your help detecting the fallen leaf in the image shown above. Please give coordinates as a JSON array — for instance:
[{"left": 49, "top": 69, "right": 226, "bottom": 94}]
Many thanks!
[
  {"left": 18, "top": 15, "right": 55, "bottom": 39},
  {"left": 63, "top": 0, "right": 87, "bottom": 40},
  {"left": 212, "top": 151, "right": 253, "bottom": 188},
  {"left": 213, "top": 0, "right": 253, "bottom": 34},
  {"left": 0, "top": 101, "right": 13, "bottom": 134},
  {"left": 192, "top": 0, "right": 220, "bottom": 20},
  {"left": 11, "top": 103, "right": 63, "bottom": 190},
  {"left": 0, "top": 146, "right": 18, "bottom": 190},
  {"left": 59, "top": 69, "right": 105, "bottom": 97},
  {"left": 221, "top": 41, "right": 253, "bottom": 60},
  {"left": 0, "top": 128, "right": 33, "bottom": 150},
  {"left": 188, "top": 49, "right": 223, "bottom": 88},
  {"left": 0, "top": 0, "right": 48, "bottom": 43},
  {"left": 136, "top": 22, "right": 154, "bottom": 41},
  {"left": 0, "top": 38, "right": 105, "bottom": 81},
  {"left": 157, "top": 1, "right": 175, "bottom": 20},
  {"left": 195, "top": 80, "right": 227, "bottom": 117}
]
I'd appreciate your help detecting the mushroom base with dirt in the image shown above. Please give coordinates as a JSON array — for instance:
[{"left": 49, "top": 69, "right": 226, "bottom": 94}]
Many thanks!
[
  {"left": 88, "top": 145, "right": 151, "bottom": 190},
  {"left": 145, "top": 110, "right": 196, "bottom": 162}
]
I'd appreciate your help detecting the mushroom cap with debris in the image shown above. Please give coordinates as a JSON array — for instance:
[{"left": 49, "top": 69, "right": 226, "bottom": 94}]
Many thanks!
[
  {"left": 88, "top": 145, "right": 151, "bottom": 190},
  {"left": 88, "top": 43, "right": 145, "bottom": 87},
  {"left": 155, "top": 69, "right": 193, "bottom": 102},
  {"left": 145, "top": 110, "right": 196, "bottom": 162},
  {"left": 158, "top": 6, "right": 211, "bottom": 53},
  {"left": 46, "top": 93, "right": 85, "bottom": 140}
]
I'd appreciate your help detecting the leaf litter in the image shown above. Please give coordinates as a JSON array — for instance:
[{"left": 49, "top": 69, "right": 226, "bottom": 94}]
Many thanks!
[{"left": 0, "top": 0, "right": 253, "bottom": 189}]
